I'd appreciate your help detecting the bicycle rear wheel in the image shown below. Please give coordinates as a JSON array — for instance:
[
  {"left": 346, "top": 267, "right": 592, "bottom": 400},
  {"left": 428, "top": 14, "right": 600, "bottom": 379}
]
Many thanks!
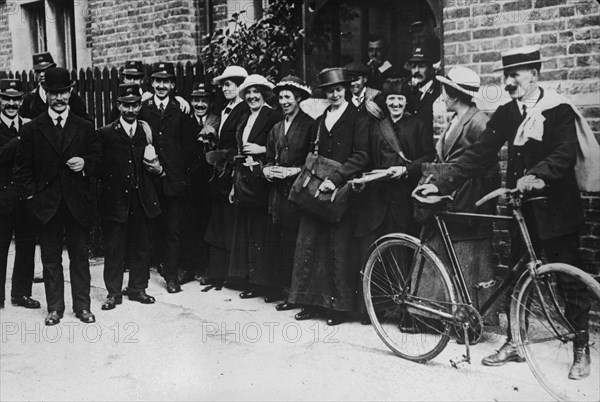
[
  {"left": 512, "top": 263, "right": 600, "bottom": 401},
  {"left": 363, "top": 234, "right": 456, "bottom": 363}
]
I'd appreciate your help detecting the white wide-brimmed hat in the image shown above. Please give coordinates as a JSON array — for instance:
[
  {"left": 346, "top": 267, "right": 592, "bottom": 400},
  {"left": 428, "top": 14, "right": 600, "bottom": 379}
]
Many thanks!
[
  {"left": 213, "top": 65, "right": 249, "bottom": 85},
  {"left": 436, "top": 66, "right": 481, "bottom": 99},
  {"left": 238, "top": 74, "right": 275, "bottom": 97}
]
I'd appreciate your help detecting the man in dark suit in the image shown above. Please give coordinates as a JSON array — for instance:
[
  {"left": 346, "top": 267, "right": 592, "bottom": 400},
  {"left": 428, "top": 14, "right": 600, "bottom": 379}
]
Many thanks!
[
  {"left": 138, "top": 62, "right": 194, "bottom": 294},
  {"left": 345, "top": 61, "right": 381, "bottom": 113},
  {"left": 97, "top": 84, "right": 162, "bottom": 310},
  {"left": 366, "top": 34, "right": 407, "bottom": 90},
  {"left": 19, "top": 52, "right": 90, "bottom": 121},
  {"left": 178, "top": 82, "right": 220, "bottom": 284},
  {"left": 405, "top": 46, "right": 441, "bottom": 134},
  {"left": 14, "top": 67, "right": 102, "bottom": 325},
  {"left": 0, "top": 79, "right": 39, "bottom": 310},
  {"left": 414, "top": 46, "right": 592, "bottom": 379}
]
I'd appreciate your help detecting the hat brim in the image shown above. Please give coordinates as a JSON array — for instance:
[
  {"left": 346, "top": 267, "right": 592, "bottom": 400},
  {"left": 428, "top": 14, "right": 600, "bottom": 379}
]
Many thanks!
[
  {"left": 190, "top": 91, "right": 214, "bottom": 98},
  {"left": 33, "top": 63, "right": 57, "bottom": 72},
  {"left": 408, "top": 56, "right": 436, "bottom": 64},
  {"left": 316, "top": 79, "right": 353, "bottom": 89},
  {"left": 151, "top": 73, "right": 175, "bottom": 79},
  {"left": 213, "top": 73, "right": 247, "bottom": 85},
  {"left": 0, "top": 91, "right": 24, "bottom": 98},
  {"left": 436, "top": 75, "right": 480, "bottom": 99},
  {"left": 123, "top": 70, "right": 144, "bottom": 77},
  {"left": 239, "top": 83, "right": 275, "bottom": 97},
  {"left": 273, "top": 83, "right": 311, "bottom": 100},
  {"left": 40, "top": 82, "right": 75, "bottom": 92},
  {"left": 117, "top": 96, "right": 142, "bottom": 103},
  {"left": 493, "top": 59, "right": 546, "bottom": 71}
]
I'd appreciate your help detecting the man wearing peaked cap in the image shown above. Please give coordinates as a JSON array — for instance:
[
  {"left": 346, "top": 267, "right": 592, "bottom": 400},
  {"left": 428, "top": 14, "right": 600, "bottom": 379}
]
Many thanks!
[
  {"left": 415, "top": 45, "right": 598, "bottom": 379},
  {"left": 0, "top": 79, "right": 39, "bottom": 311},
  {"left": 405, "top": 46, "right": 441, "bottom": 135},
  {"left": 176, "top": 82, "right": 220, "bottom": 286},
  {"left": 96, "top": 83, "right": 161, "bottom": 310},
  {"left": 138, "top": 61, "right": 197, "bottom": 294},
  {"left": 20, "top": 53, "right": 90, "bottom": 121},
  {"left": 345, "top": 61, "right": 381, "bottom": 113},
  {"left": 13, "top": 67, "right": 103, "bottom": 326}
]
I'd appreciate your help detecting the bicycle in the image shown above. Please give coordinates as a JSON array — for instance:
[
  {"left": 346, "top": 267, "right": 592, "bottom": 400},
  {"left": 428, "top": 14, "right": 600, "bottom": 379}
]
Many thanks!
[{"left": 361, "top": 187, "right": 600, "bottom": 401}]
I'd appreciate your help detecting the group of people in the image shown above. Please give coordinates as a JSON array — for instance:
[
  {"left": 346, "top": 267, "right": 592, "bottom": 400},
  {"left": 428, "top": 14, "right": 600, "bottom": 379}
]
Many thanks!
[{"left": 0, "top": 40, "right": 595, "bottom": 379}]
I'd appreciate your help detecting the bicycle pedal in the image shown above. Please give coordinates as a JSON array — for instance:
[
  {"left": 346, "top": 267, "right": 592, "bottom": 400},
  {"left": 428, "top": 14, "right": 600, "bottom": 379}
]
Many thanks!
[{"left": 450, "top": 354, "right": 471, "bottom": 369}]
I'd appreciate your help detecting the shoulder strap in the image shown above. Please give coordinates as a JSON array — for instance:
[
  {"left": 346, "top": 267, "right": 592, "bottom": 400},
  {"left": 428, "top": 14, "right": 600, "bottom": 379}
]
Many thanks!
[
  {"left": 138, "top": 120, "right": 153, "bottom": 145},
  {"left": 313, "top": 121, "right": 322, "bottom": 155},
  {"left": 380, "top": 118, "right": 412, "bottom": 164}
]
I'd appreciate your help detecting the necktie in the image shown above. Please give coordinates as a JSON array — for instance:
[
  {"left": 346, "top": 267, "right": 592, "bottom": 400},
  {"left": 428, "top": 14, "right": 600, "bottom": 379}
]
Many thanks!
[
  {"left": 129, "top": 127, "right": 134, "bottom": 138},
  {"left": 10, "top": 120, "right": 17, "bottom": 135},
  {"left": 55, "top": 116, "right": 63, "bottom": 131},
  {"left": 224, "top": 106, "right": 232, "bottom": 115},
  {"left": 522, "top": 104, "right": 527, "bottom": 119},
  {"left": 159, "top": 103, "right": 165, "bottom": 115}
]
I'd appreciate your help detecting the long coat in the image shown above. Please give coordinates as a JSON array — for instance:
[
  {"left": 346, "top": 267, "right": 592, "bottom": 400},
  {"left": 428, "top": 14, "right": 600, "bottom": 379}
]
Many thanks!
[
  {"left": 96, "top": 120, "right": 161, "bottom": 223},
  {"left": 228, "top": 106, "right": 284, "bottom": 284},
  {"left": 14, "top": 112, "right": 102, "bottom": 227},
  {"left": 406, "top": 79, "right": 442, "bottom": 133},
  {"left": 138, "top": 97, "right": 195, "bottom": 197},
  {"left": 0, "top": 117, "right": 28, "bottom": 214},
  {"left": 20, "top": 86, "right": 90, "bottom": 121},
  {"left": 289, "top": 104, "right": 369, "bottom": 312},
  {"left": 437, "top": 90, "right": 584, "bottom": 240},
  {"left": 355, "top": 113, "right": 434, "bottom": 238}
]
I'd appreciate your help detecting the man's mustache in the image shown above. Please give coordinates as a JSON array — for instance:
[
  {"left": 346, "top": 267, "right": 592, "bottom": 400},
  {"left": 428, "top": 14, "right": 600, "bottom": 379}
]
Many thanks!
[
  {"left": 194, "top": 105, "right": 208, "bottom": 110},
  {"left": 4, "top": 105, "right": 19, "bottom": 110},
  {"left": 505, "top": 84, "right": 518, "bottom": 91},
  {"left": 412, "top": 73, "right": 423, "bottom": 79}
]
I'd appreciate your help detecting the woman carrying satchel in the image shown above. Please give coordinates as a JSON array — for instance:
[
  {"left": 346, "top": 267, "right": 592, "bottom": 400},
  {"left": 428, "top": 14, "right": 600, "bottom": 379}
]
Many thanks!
[{"left": 288, "top": 67, "right": 369, "bottom": 326}]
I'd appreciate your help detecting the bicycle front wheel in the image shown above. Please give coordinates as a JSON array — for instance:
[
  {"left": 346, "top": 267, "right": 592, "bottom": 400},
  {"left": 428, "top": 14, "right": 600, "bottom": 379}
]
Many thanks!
[
  {"left": 512, "top": 263, "right": 600, "bottom": 402},
  {"left": 363, "top": 234, "right": 456, "bottom": 363}
]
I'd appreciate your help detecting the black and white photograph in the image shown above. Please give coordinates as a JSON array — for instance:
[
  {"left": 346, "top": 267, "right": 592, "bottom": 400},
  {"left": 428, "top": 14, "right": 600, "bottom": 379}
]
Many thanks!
[{"left": 1, "top": 0, "right": 599, "bottom": 400}]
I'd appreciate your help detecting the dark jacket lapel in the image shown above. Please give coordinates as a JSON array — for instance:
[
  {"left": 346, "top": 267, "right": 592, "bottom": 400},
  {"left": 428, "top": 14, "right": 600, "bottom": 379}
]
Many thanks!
[
  {"left": 247, "top": 106, "right": 272, "bottom": 144},
  {"left": 443, "top": 106, "right": 478, "bottom": 160},
  {"left": 37, "top": 112, "right": 60, "bottom": 155},
  {"left": 328, "top": 104, "right": 353, "bottom": 134},
  {"left": 61, "top": 114, "right": 80, "bottom": 153}
]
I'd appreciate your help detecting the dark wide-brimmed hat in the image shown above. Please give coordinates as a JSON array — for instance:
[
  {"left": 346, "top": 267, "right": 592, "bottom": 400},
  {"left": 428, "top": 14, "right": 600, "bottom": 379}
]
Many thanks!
[
  {"left": 32, "top": 52, "right": 56, "bottom": 71},
  {"left": 494, "top": 45, "right": 546, "bottom": 72},
  {"left": 274, "top": 75, "right": 312, "bottom": 100},
  {"left": 190, "top": 82, "right": 215, "bottom": 98},
  {"left": 117, "top": 83, "right": 142, "bottom": 103},
  {"left": 408, "top": 46, "right": 437, "bottom": 64},
  {"left": 151, "top": 62, "right": 175, "bottom": 79},
  {"left": 123, "top": 60, "right": 145, "bottom": 77},
  {"left": 316, "top": 67, "right": 353, "bottom": 89},
  {"left": 0, "top": 79, "right": 24, "bottom": 98},
  {"left": 345, "top": 61, "right": 370, "bottom": 78},
  {"left": 381, "top": 78, "right": 409, "bottom": 98},
  {"left": 40, "top": 67, "right": 75, "bottom": 92},
  {"left": 436, "top": 66, "right": 481, "bottom": 99}
]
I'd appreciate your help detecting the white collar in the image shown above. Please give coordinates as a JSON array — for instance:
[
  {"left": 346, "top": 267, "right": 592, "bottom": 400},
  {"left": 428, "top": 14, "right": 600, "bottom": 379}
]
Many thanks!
[
  {"left": 353, "top": 87, "right": 366, "bottom": 100},
  {"left": 224, "top": 97, "right": 242, "bottom": 112},
  {"left": 38, "top": 85, "right": 47, "bottom": 103},
  {"left": 419, "top": 79, "right": 433, "bottom": 94},
  {"left": 48, "top": 106, "right": 70, "bottom": 126},
  {"left": 153, "top": 95, "right": 169, "bottom": 109},
  {"left": 0, "top": 112, "right": 18, "bottom": 129},
  {"left": 517, "top": 86, "right": 542, "bottom": 110},
  {"left": 119, "top": 117, "right": 137, "bottom": 135}
]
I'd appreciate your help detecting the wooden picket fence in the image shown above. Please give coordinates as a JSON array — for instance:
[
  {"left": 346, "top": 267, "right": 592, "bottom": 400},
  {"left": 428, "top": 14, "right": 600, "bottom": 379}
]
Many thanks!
[{"left": 0, "top": 61, "right": 204, "bottom": 129}]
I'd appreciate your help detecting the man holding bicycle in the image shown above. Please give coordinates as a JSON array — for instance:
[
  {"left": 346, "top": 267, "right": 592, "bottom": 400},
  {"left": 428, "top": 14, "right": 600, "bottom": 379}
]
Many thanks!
[{"left": 414, "top": 46, "right": 593, "bottom": 379}]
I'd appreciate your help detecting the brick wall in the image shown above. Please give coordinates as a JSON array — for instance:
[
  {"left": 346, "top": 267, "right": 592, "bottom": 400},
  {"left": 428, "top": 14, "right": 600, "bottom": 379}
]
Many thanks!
[
  {"left": 443, "top": 0, "right": 600, "bottom": 273},
  {"left": 87, "top": 0, "right": 202, "bottom": 68},
  {"left": 0, "top": 2, "right": 13, "bottom": 72}
]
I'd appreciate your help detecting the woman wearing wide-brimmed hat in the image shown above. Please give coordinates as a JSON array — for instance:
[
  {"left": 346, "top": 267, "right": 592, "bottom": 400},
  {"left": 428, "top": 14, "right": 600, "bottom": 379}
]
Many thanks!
[
  {"left": 262, "top": 76, "right": 315, "bottom": 310},
  {"left": 204, "top": 65, "right": 249, "bottom": 290},
  {"left": 288, "top": 67, "right": 369, "bottom": 326},
  {"left": 227, "top": 74, "right": 284, "bottom": 300}
]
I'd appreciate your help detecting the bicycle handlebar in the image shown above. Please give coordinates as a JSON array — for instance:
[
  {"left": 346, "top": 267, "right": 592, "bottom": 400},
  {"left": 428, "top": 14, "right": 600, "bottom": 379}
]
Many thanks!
[{"left": 475, "top": 187, "right": 548, "bottom": 207}]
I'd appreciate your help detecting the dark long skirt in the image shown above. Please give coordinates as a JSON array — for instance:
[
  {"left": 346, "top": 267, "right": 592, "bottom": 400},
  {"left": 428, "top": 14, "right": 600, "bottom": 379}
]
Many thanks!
[
  {"left": 288, "top": 213, "right": 360, "bottom": 312},
  {"left": 204, "top": 199, "right": 236, "bottom": 281}
]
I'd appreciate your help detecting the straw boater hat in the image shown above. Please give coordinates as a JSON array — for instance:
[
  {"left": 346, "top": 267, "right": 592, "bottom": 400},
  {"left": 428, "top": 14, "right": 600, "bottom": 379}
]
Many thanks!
[
  {"left": 117, "top": 83, "right": 142, "bottom": 103},
  {"left": 273, "top": 75, "right": 311, "bottom": 100},
  {"left": 213, "top": 66, "right": 248, "bottom": 85},
  {"left": 494, "top": 45, "right": 546, "bottom": 71},
  {"left": 237, "top": 74, "right": 275, "bottom": 97},
  {"left": 0, "top": 79, "right": 24, "bottom": 98},
  {"left": 40, "top": 67, "right": 75, "bottom": 92},
  {"left": 436, "top": 66, "right": 481, "bottom": 99},
  {"left": 316, "top": 67, "right": 353, "bottom": 89}
]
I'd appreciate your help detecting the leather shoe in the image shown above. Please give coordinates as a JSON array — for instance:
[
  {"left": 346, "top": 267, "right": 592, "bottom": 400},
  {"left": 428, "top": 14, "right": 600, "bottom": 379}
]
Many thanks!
[
  {"left": 178, "top": 270, "right": 196, "bottom": 285},
  {"left": 482, "top": 341, "right": 525, "bottom": 366},
  {"left": 33, "top": 276, "right": 44, "bottom": 283},
  {"left": 361, "top": 315, "right": 371, "bottom": 325},
  {"left": 129, "top": 291, "right": 156, "bottom": 304},
  {"left": 75, "top": 309, "right": 96, "bottom": 324},
  {"left": 275, "top": 302, "right": 296, "bottom": 311},
  {"left": 166, "top": 280, "right": 182, "bottom": 294},
  {"left": 45, "top": 311, "right": 63, "bottom": 326},
  {"left": 11, "top": 296, "right": 41, "bottom": 309},
  {"left": 326, "top": 311, "right": 345, "bottom": 326},
  {"left": 0, "top": 300, "right": 4, "bottom": 309},
  {"left": 239, "top": 289, "right": 260, "bottom": 299},
  {"left": 264, "top": 292, "right": 284, "bottom": 303},
  {"left": 295, "top": 308, "right": 319, "bottom": 321},
  {"left": 569, "top": 345, "right": 591, "bottom": 380},
  {"left": 198, "top": 276, "right": 212, "bottom": 286},
  {"left": 101, "top": 296, "right": 122, "bottom": 310}
]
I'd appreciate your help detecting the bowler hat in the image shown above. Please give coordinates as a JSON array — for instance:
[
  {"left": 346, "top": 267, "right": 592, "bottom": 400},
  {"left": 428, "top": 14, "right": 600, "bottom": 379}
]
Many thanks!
[
  {"left": 436, "top": 66, "right": 481, "bottom": 99},
  {"left": 0, "top": 79, "right": 24, "bottom": 98},
  {"left": 408, "top": 47, "right": 437, "bottom": 64},
  {"left": 123, "top": 60, "right": 145, "bottom": 77},
  {"left": 345, "top": 61, "right": 370, "bottom": 78},
  {"left": 316, "top": 68, "right": 352, "bottom": 89},
  {"left": 32, "top": 52, "right": 56, "bottom": 71},
  {"left": 40, "top": 67, "right": 75, "bottom": 92},
  {"left": 213, "top": 66, "right": 249, "bottom": 85},
  {"left": 117, "top": 83, "right": 142, "bottom": 103},
  {"left": 238, "top": 74, "right": 275, "bottom": 98},
  {"left": 494, "top": 45, "right": 545, "bottom": 72},
  {"left": 274, "top": 75, "right": 311, "bottom": 100},
  {"left": 151, "top": 62, "right": 175, "bottom": 79},
  {"left": 190, "top": 82, "right": 214, "bottom": 98}
]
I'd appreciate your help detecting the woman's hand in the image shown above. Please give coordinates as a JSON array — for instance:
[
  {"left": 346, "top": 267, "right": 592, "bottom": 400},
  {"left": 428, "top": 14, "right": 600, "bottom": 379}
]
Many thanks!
[
  {"left": 228, "top": 185, "right": 235, "bottom": 204},
  {"left": 387, "top": 166, "right": 407, "bottom": 179},
  {"left": 243, "top": 142, "right": 266, "bottom": 155}
]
